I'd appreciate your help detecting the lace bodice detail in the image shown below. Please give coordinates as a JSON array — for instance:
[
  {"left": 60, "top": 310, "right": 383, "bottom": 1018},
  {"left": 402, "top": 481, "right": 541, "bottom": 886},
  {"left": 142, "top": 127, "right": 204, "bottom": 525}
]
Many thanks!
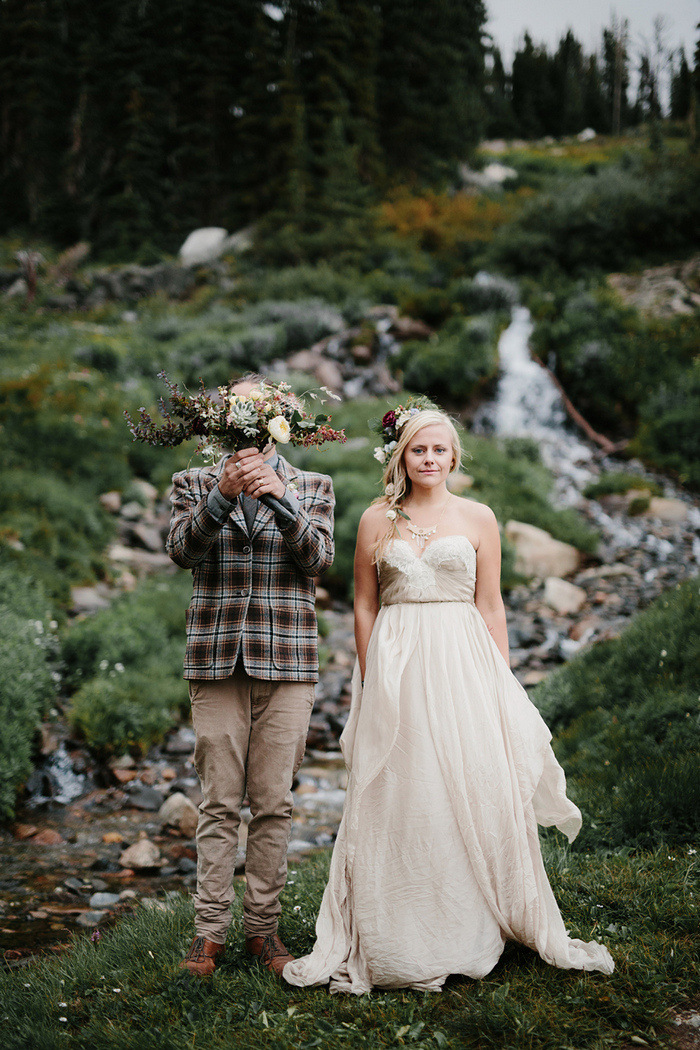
[{"left": 378, "top": 536, "right": 476, "bottom": 605}]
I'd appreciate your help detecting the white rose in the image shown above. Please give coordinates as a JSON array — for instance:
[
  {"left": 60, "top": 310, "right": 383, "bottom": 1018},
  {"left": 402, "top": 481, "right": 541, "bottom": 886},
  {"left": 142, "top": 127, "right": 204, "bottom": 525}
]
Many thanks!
[
  {"left": 386, "top": 509, "right": 397, "bottom": 521},
  {"left": 268, "top": 415, "right": 291, "bottom": 443},
  {"left": 373, "top": 446, "right": 387, "bottom": 464},
  {"left": 248, "top": 389, "right": 263, "bottom": 401}
]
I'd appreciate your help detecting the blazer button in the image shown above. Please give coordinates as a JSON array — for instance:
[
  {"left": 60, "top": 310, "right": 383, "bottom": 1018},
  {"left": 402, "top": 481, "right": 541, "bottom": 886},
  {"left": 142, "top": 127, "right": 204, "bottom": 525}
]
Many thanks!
[{"left": 243, "top": 545, "right": 251, "bottom": 553}]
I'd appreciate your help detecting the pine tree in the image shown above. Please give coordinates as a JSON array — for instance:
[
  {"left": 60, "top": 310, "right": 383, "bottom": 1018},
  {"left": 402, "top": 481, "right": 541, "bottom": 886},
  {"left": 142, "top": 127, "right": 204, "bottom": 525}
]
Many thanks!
[
  {"left": 669, "top": 48, "right": 692, "bottom": 121},
  {"left": 375, "top": 0, "right": 487, "bottom": 179}
]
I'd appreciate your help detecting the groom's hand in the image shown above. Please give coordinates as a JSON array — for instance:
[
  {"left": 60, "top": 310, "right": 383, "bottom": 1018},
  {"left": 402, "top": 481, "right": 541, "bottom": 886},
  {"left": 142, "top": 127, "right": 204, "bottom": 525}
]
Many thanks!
[{"left": 218, "top": 448, "right": 286, "bottom": 501}]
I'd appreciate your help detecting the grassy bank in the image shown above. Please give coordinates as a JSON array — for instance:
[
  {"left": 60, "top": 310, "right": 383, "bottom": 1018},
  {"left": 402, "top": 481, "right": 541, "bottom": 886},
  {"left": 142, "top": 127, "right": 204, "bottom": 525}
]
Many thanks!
[{"left": 1, "top": 844, "right": 697, "bottom": 1049}]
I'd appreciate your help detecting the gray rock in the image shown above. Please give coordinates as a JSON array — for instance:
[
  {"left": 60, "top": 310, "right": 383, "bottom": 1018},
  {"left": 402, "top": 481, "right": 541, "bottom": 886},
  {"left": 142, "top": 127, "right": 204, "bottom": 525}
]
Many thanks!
[
  {"left": 543, "top": 577, "right": 587, "bottom": 615},
  {"left": 504, "top": 521, "right": 580, "bottom": 579},
  {"left": 76, "top": 910, "right": 107, "bottom": 927},
  {"left": 70, "top": 586, "right": 111, "bottom": 614},
  {"left": 120, "top": 500, "right": 145, "bottom": 521},
  {"left": 99, "top": 491, "right": 122, "bottom": 514},
  {"left": 130, "top": 522, "right": 164, "bottom": 553},
  {"left": 179, "top": 227, "right": 229, "bottom": 266},
  {"left": 89, "top": 892, "right": 121, "bottom": 909},
  {"left": 127, "top": 784, "right": 164, "bottom": 811},
  {"left": 165, "top": 727, "right": 196, "bottom": 754}
]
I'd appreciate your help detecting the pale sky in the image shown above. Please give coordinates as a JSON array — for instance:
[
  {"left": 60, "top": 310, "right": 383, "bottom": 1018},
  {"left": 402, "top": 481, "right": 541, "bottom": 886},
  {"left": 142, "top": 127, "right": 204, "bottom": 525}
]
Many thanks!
[{"left": 484, "top": 0, "right": 698, "bottom": 66}]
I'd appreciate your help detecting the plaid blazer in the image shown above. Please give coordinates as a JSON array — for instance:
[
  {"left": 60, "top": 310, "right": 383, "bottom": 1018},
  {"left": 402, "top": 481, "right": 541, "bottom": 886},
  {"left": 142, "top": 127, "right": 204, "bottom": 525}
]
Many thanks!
[{"left": 166, "top": 455, "right": 334, "bottom": 681}]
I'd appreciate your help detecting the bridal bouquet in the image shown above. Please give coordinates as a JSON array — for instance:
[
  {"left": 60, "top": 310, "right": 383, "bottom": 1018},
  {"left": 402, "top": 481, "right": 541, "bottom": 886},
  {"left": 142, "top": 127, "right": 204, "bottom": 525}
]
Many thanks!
[{"left": 126, "top": 372, "right": 346, "bottom": 461}]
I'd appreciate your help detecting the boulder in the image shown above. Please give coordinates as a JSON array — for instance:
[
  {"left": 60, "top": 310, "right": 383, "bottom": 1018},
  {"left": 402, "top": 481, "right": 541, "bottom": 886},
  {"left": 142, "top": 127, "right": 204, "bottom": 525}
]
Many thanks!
[
  {"left": 158, "top": 792, "right": 199, "bottom": 838},
  {"left": 119, "top": 838, "right": 162, "bottom": 869},
  {"left": 313, "top": 358, "right": 344, "bottom": 394},
  {"left": 99, "top": 491, "right": 122, "bottom": 514},
  {"left": 179, "top": 227, "right": 229, "bottom": 266},
  {"left": 505, "top": 521, "right": 580, "bottom": 579},
  {"left": 645, "top": 497, "right": 688, "bottom": 523},
  {"left": 543, "top": 577, "right": 587, "bottom": 616},
  {"left": 390, "top": 316, "right": 433, "bottom": 341},
  {"left": 70, "top": 586, "right": 111, "bottom": 614},
  {"left": 130, "top": 522, "right": 164, "bottom": 553}
]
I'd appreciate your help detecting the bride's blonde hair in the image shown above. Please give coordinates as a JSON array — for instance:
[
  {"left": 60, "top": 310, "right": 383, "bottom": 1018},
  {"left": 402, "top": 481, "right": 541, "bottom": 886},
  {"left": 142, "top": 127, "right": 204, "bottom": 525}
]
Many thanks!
[{"left": 372, "top": 409, "right": 462, "bottom": 562}]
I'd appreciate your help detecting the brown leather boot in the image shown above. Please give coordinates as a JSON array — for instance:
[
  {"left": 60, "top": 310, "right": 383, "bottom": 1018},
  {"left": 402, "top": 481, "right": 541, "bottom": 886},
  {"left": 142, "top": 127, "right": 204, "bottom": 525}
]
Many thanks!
[
  {"left": 180, "top": 935, "right": 225, "bottom": 976},
  {"left": 245, "top": 932, "right": 295, "bottom": 977}
]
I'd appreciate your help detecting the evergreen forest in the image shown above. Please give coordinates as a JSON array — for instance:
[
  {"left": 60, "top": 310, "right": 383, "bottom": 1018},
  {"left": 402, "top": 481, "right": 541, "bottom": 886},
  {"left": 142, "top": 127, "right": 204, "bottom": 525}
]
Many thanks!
[{"left": 1, "top": 0, "right": 698, "bottom": 257}]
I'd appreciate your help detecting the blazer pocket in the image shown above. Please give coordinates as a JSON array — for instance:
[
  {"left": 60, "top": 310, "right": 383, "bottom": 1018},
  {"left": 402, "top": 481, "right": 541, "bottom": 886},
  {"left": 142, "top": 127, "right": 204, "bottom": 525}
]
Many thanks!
[{"left": 185, "top": 606, "right": 222, "bottom": 668}]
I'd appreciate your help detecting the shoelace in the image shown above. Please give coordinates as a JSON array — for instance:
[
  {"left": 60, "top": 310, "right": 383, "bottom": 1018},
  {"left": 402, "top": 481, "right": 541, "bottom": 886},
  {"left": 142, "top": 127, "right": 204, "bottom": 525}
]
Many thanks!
[
  {"left": 185, "top": 936, "right": 207, "bottom": 961},
  {"left": 261, "top": 934, "right": 288, "bottom": 964}
]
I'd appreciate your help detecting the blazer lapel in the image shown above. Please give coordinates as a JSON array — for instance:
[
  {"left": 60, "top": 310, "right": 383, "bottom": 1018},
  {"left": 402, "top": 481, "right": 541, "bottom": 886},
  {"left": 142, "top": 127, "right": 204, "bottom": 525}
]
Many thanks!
[
  {"left": 210, "top": 457, "right": 249, "bottom": 536},
  {"left": 250, "top": 455, "right": 293, "bottom": 539}
]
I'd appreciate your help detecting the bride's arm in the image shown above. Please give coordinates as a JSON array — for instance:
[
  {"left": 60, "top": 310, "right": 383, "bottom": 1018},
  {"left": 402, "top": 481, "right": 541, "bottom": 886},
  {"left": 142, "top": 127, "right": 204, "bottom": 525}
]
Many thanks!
[
  {"left": 474, "top": 506, "right": 510, "bottom": 666},
  {"left": 353, "top": 509, "right": 382, "bottom": 682}
]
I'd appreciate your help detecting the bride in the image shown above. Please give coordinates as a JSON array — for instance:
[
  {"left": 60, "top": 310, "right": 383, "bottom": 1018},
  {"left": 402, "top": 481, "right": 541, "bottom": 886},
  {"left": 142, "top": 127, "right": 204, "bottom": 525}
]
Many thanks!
[{"left": 283, "top": 406, "right": 614, "bottom": 993}]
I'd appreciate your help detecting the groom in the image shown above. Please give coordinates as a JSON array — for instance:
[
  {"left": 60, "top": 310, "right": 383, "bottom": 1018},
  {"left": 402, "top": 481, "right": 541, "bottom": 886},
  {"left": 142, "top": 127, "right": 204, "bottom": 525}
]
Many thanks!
[{"left": 166, "top": 380, "right": 335, "bottom": 977}]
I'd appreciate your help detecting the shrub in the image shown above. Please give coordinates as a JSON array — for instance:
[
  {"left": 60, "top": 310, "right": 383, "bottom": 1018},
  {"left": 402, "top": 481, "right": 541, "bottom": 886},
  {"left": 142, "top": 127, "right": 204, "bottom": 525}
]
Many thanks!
[
  {"left": 633, "top": 362, "right": 700, "bottom": 489},
  {"left": 533, "top": 579, "right": 700, "bottom": 849},
  {"left": 0, "top": 568, "right": 57, "bottom": 819},
  {"left": 583, "top": 472, "right": 663, "bottom": 499},
  {"left": 67, "top": 672, "right": 181, "bottom": 756},
  {"left": 61, "top": 574, "right": 189, "bottom": 693},
  {"left": 395, "top": 314, "right": 502, "bottom": 404},
  {"left": 486, "top": 158, "right": 700, "bottom": 275},
  {"left": 0, "top": 470, "right": 113, "bottom": 603},
  {"left": 528, "top": 278, "right": 699, "bottom": 483},
  {"left": 62, "top": 574, "right": 190, "bottom": 753}
]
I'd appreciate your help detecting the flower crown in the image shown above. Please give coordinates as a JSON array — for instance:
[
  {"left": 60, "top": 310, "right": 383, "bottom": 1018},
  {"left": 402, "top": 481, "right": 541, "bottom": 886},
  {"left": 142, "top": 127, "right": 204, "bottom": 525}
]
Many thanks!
[
  {"left": 370, "top": 394, "right": 438, "bottom": 465},
  {"left": 126, "top": 372, "right": 345, "bottom": 462}
]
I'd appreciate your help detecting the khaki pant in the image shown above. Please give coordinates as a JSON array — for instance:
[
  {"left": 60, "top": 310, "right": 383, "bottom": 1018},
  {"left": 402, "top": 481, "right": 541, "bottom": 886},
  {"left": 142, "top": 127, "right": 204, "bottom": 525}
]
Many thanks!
[{"left": 189, "top": 669, "right": 315, "bottom": 944}]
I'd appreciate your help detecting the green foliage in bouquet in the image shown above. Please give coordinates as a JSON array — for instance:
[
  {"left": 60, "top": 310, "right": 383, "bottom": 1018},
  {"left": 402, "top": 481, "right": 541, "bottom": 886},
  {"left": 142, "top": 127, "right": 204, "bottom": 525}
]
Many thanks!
[
  {"left": 126, "top": 373, "right": 345, "bottom": 462},
  {"left": 533, "top": 579, "right": 700, "bottom": 850}
]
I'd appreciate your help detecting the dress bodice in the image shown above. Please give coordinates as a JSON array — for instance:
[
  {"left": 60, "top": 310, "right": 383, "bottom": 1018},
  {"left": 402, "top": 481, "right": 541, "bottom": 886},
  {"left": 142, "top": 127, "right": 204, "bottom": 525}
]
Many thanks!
[{"left": 378, "top": 536, "right": 476, "bottom": 605}]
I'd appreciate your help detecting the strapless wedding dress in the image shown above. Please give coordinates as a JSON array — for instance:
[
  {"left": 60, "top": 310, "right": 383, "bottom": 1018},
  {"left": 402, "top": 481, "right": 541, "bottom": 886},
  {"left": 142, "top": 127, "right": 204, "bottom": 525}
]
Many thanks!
[{"left": 284, "top": 536, "right": 614, "bottom": 993}]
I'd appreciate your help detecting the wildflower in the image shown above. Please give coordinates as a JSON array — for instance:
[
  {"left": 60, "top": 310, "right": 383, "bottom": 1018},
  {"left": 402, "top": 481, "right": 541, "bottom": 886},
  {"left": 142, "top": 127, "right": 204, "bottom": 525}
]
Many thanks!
[
  {"left": 268, "top": 415, "right": 291, "bottom": 443},
  {"left": 114, "top": 662, "right": 125, "bottom": 673},
  {"left": 90, "top": 929, "right": 101, "bottom": 945},
  {"left": 59, "top": 1017, "right": 68, "bottom": 1023},
  {"left": 660, "top": 649, "right": 667, "bottom": 657},
  {"left": 99, "top": 660, "right": 109, "bottom": 671},
  {"left": 319, "top": 386, "right": 342, "bottom": 401}
]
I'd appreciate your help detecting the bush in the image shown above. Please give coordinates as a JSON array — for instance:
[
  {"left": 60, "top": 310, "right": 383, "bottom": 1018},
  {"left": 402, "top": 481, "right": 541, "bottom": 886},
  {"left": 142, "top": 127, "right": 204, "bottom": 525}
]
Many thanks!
[
  {"left": 67, "top": 672, "right": 181, "bottom": 756},
  {"left": 633, "top": 362, "right": 700, "bottom": 488},
  {"left": 533, "top": 579, "right": 700, "bottom": 849},
  {"left": 0, "top": 470, "right": 113, "bottom": 604},
  {"left": 583, "top": 472, "right": 663, "bottom": 499},
  {"left": 62, "top": 575, "right": 189, "bottom": 754},
  {"left": 61, "top": 574, "right": 189, "bottom": 694},
  {"left": 395, "top": 314, "right": 502, "bottom": 404},
  {"left": 528, "top": 278, "right": 699, "bottom": 483},
  {"left": 486, "top": 158, "right": 700, "bottom": 275},
  {"left": 0, "top": 568, "right": 57, "bottom": 819}
]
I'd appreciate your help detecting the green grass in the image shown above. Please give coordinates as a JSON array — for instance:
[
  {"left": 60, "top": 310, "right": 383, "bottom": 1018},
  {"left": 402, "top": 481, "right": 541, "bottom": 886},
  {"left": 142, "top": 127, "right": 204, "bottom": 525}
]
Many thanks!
[{"left": 1, "top": 844, "right": 697, "bottom": 1049}]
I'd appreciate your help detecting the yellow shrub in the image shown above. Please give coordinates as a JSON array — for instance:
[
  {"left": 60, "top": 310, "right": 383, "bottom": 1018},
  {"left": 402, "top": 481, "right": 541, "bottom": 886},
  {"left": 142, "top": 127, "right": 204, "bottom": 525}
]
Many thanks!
[{"left": 379, "top": 188, "right": 532, "bottom": 252}]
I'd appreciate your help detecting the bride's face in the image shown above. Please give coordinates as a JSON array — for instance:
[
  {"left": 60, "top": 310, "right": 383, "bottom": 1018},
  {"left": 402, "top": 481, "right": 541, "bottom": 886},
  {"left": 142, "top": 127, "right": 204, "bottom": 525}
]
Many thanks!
[{"left": 403, "top": 424, "right": 454, "bottom": 490}]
